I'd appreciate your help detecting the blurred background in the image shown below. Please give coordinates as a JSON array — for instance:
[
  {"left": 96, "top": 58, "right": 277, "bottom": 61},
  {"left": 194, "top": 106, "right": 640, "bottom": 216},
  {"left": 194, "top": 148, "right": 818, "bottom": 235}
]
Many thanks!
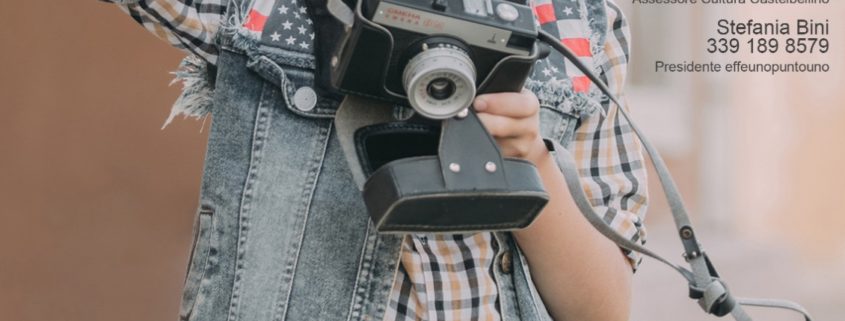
[{"left": 0, "top": 2, "right": 842, "bottom": 321}]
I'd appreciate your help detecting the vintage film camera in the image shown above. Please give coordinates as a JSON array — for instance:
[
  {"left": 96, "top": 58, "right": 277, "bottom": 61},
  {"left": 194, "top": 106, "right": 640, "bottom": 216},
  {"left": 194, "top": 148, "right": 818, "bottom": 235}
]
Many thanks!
[
  {"left": 329, "top": 0, "right": 544, "bottom": 118},
  {"left": 314, "top": 0, "right": 551, "bottom": 233}
]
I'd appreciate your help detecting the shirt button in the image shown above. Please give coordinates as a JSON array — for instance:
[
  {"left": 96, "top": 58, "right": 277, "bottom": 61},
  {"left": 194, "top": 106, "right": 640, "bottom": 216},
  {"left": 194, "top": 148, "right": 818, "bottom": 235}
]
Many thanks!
[
  {"left": 500, "top": 250, "right": 513, "bottom": 274},
  {"left": 293, "top": 86, "right": 317, "bottom": 111},
  {"left": 629, "top": 215, "right": 642, "bottom": 229}
]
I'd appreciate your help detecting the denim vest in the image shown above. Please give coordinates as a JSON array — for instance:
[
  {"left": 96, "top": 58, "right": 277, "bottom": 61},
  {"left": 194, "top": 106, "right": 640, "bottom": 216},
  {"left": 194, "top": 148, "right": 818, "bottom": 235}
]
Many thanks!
[{"left": 179, "top": 1, "right": 610, "bottom": 320}]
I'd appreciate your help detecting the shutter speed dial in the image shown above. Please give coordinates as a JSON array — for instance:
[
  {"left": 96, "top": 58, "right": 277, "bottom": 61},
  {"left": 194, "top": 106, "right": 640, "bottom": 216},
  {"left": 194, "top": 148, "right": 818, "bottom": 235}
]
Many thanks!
[{"left": 495, "top": 3, "right": 519, "bottom": 22}]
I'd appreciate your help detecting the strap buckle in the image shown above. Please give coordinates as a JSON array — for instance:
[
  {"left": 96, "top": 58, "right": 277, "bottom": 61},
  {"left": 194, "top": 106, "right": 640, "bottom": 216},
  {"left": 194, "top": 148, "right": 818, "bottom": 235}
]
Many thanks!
[{"left": 689, "top": 278, "right": 737, "bottom": 317}]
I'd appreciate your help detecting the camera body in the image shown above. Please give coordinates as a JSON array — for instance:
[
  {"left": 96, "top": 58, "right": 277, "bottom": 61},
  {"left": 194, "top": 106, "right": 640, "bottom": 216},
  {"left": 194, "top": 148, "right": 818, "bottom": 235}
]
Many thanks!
[{"left": 328, "top": 0, "right": 541, "bottom": 118}]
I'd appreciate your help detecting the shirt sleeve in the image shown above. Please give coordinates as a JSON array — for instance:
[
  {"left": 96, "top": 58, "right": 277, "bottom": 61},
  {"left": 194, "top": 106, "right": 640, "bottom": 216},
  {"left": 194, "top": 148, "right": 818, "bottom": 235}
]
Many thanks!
[
  {"left": 571, "top": 0, "right": 648, "bottom": 271},
  {"left": 103, "top": 0, "right": 226, "bottom": 64}
]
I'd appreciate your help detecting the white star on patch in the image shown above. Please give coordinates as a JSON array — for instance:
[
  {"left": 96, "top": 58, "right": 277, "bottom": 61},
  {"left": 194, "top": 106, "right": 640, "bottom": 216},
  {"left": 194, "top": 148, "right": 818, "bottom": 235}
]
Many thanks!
[
  {"left": 299, "top": 6, "right": 307, "bottom": 14},
  {"left": 563, "top": 7, "right": 573, "bottom": 15},
  {"left": 278, "top": 5, "right": 288, "bottom": 14},
  {"left": 270, "top": 31, "right": 281, "bottom": 41},
  {"left": 299, "top": 41, "right": 310, "bottom": 49},
  {"left": 286, "top": 36, "right": 296, "bottom": 45},
  {"left": 282, "top": 20, "right": 293, "bottom": 30},
  {"left": 309, "top": 32, "right": 315, "bottom": 40},
  {"left": 298, "top": 25, "right": 307, "bottom": 34},
  {"left": 542, "top": 68, "right": 551, "bottom": 77}
]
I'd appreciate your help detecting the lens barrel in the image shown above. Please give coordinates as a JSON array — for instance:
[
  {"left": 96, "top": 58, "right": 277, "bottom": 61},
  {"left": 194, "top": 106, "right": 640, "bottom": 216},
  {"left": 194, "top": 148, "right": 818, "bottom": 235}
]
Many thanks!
[{"left": 402, "top": 45, "right": 476, "bottom": 119}]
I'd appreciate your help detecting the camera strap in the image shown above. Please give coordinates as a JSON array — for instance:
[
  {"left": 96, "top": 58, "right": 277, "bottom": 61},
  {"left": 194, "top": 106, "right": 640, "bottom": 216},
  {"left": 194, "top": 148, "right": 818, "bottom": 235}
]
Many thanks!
[
  {"left": 538, "top": 30, "right": 814, "bottom": 321},
  {"left": 325, "top": 0, "right": 354, "bottom": 27},
  {"left": 309, "top": 0, "right": 813, "bottom": 316}
]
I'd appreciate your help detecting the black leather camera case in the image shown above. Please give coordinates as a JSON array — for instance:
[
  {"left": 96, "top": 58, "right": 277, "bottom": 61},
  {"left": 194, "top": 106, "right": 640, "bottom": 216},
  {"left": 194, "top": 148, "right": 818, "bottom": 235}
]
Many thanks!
[{"left": 357, "top": 111, "right": 549, "bottom": 233}]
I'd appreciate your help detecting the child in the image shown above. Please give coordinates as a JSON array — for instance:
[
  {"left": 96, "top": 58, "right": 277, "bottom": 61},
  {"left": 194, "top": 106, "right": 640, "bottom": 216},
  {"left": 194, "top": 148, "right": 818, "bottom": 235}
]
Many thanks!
[{"left": 106, "top": 0, "right": 647, "bottom": 319}]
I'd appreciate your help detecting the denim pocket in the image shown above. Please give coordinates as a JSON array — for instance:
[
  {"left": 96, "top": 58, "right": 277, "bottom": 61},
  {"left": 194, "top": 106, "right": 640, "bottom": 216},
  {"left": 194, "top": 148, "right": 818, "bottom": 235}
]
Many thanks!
[
  {"left": 245, "top": 50, "right": 340, "bottom": 119},
  {"left": 514, "top": 245, "right": 554, "bottom": 321},
  {"left": 179, "top": 205, "right": 215, "bottom": 320}
]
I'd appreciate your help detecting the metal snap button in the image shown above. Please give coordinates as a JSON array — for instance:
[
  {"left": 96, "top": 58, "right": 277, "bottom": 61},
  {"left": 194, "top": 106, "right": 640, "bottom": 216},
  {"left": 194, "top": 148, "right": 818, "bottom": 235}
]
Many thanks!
[
  {"left": 500, "top": 250, "right": 513, "bottom": 274},
  {"left": 293, "top": 86, "right": 317, "bottom": 112}
]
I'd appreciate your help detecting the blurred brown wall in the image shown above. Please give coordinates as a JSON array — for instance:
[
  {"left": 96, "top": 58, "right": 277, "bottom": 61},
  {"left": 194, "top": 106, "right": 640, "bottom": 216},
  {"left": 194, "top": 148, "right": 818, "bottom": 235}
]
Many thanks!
[{"left": 0, "top": 3, "right": 207, "bottom": 321}]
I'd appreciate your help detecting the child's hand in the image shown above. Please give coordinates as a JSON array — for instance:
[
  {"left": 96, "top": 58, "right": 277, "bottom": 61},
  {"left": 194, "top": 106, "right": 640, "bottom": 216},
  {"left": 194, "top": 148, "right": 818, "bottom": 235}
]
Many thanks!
[{"left": 473, "top": 89, "right": 548, "bottom": 164}]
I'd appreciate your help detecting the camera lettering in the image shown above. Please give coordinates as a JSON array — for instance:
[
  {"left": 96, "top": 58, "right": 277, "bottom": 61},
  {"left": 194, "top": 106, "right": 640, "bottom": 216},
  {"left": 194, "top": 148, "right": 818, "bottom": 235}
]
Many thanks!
[{"left": 423, "top": 18, "right": 445, "bottom": 31}]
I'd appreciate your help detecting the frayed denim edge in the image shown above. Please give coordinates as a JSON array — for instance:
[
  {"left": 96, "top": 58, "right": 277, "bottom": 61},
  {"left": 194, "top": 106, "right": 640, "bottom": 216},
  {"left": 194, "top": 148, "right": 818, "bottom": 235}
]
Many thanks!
[
  {"left": 523, "top": 79, "right": 597, "bottom": 118},
  {"left": 162, "top": 55, "right": 214, "bottom": 129},
  {"left": 161, "top": 0, "right": 258, "bottom": 129}
]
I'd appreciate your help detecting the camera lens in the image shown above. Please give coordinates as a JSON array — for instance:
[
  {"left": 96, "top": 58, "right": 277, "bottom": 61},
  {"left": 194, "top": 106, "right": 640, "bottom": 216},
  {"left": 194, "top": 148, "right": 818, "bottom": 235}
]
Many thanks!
[
  {"left": 403, "top": 44, "right": 476, "bottom": 119},
  {"left": 426, "top": 78, "right": 456, "bottom": 100}
]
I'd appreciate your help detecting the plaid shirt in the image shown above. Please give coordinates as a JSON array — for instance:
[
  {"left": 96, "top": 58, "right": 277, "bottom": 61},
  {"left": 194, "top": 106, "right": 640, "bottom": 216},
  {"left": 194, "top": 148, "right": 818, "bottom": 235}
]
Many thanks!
[
  {"left": 107, "top": 0, "right": 225, "bottom": 64},
  {"left": 107, "top": 0, "right": 647, "bottom": 320}
]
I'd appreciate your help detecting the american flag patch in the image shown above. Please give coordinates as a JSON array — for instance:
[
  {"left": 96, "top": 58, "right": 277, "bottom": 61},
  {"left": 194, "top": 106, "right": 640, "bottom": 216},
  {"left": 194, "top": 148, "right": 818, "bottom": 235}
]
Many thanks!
[
  {"left": 531, "top": 0, "right": 593, "bottom": 93},
  {"left": 245, "top": 0, "right": 315, "bottom": 53}
]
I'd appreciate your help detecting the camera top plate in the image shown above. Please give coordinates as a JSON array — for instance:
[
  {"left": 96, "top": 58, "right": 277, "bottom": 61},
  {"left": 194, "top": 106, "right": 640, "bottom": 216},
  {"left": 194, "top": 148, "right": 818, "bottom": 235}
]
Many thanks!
[{"left": 369, "top": 0, "right": 537, "bottom": 55}]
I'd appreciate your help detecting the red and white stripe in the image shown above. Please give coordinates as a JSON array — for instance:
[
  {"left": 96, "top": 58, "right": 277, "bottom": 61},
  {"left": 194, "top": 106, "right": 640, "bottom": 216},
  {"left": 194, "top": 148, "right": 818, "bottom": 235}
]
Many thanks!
[
  {"left": 532, "top": 0, "right": 556, "bottom": 25},
  {"left": 243, "top": 0, "right": 275, "bottom": 34},
  {"left": 556, "top": 19, "right": 593, "bottom": 93}
]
